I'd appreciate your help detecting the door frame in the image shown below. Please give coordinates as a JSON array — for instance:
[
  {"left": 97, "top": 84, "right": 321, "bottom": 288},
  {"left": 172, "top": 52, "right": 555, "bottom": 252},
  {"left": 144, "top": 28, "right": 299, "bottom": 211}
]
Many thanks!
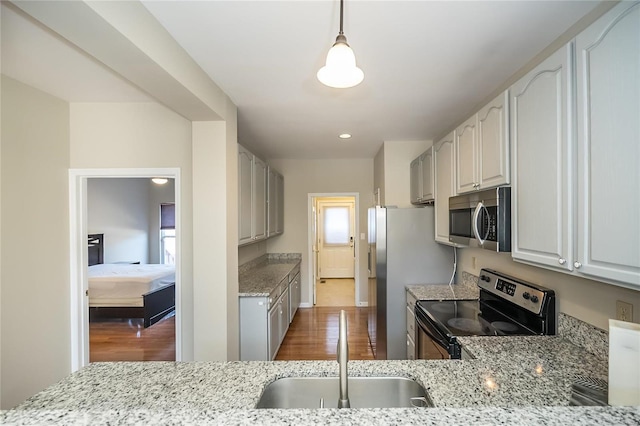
[
  {"left": 69, "top": 168, "right": 182, "bottom": 371},
  {"left": 307, "top": 193, "right": 364, "bottom": 307}
]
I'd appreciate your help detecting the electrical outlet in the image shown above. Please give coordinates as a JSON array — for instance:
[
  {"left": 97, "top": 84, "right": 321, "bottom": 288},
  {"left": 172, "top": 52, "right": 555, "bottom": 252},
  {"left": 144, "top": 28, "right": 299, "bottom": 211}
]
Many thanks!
[{"left": 616, "top": 301, "right": 633, "bottom": 322}]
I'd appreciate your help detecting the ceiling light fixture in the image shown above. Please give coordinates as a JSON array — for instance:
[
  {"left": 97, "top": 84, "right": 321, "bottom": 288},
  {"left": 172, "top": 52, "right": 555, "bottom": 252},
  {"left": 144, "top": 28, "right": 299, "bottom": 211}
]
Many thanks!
[
  {"left": 317, "top": 0, "right": 364, "bottom": 89},
  {"left": 152, "top": 178, "right": 168, "bottom": 185},
  {"left": 339, "top": 133, "right": 352, "bottom": 139}
]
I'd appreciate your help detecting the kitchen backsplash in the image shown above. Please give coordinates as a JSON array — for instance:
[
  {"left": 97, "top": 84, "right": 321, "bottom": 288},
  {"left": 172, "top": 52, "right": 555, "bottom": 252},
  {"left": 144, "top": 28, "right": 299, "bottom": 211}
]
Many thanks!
[
  {"left": 238, "top": 252, "right": 302, "bottom": 274},
  {"left": 558, "top": 312, "right": 608, "bottom": 361}
]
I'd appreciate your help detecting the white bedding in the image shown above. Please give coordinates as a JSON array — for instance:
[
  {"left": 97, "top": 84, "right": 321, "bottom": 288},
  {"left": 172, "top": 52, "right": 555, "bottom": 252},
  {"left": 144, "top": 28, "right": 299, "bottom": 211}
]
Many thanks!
[{"left": 88, "top": 264, "right": 175, "bottom": 308}]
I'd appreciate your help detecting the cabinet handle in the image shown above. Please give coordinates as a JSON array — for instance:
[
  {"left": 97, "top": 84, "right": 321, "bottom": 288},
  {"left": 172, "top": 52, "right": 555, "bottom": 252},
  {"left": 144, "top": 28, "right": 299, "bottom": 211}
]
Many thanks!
[
  {"left": 558, "top": 258, "right": 566, "bottom": 265},
  {"left": 574, "top": 261, "right": 582, "bottom": 269}
]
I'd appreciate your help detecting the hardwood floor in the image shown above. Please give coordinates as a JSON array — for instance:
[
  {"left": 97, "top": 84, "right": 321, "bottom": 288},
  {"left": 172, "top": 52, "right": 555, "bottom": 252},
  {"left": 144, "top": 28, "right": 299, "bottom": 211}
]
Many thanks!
[
  {"left": 275, "top": 306, "right": 374, "bottom": 361},
  {"left": 315, "top": 278, "right": 355, "bottom": 307},
  {"left": 89, "top": 314, "right": 176, "bottom": 362}
]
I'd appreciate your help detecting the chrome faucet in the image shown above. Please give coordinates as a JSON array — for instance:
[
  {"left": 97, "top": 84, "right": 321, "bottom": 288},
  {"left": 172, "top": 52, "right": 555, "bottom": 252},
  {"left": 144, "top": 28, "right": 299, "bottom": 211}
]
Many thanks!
[{"left": 337, "top": 309, "right": 350, "bottom": 408}]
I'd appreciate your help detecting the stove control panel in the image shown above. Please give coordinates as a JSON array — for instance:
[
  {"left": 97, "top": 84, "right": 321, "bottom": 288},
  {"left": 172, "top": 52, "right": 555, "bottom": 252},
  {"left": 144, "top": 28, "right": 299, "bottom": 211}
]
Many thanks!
[{"left": 478, "top": 269, "right": 553, "bottom": 315}]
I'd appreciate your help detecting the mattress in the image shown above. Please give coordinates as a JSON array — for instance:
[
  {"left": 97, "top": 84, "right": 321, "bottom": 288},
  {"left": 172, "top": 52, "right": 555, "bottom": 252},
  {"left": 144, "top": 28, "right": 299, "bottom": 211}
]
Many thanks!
[{"left": 88, "top": 264, "right": 175, "bottom": 308}]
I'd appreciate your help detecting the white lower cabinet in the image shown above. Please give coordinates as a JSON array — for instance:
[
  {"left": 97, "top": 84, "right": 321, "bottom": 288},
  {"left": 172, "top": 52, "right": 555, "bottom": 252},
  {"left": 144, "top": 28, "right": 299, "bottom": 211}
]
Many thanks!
[
  {"left": 288, "top": 271, "right": 301, "bottom": 323},
  {"left": 240, "top": 278, "right": 291, "bottom": 361}
]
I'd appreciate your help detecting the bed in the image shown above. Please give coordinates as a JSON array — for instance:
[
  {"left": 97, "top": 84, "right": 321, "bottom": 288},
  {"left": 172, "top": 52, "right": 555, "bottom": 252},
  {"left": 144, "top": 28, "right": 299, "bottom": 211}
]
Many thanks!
[{"left": 88, "top": 234, "right": 176, "bottom": 327}]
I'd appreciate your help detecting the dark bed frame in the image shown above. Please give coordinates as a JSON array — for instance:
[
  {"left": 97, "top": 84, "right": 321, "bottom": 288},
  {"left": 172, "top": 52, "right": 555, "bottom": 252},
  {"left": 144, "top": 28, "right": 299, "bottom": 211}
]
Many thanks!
[{"left": 88, "top": 233, "right": 175, "bottom": 327}]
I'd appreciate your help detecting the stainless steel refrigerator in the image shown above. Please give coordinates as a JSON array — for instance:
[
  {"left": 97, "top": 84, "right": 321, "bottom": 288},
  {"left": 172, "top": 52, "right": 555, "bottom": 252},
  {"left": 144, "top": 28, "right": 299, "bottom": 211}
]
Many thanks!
[{"left": 367, "top": 206, "right": 454, "bottom": 359}]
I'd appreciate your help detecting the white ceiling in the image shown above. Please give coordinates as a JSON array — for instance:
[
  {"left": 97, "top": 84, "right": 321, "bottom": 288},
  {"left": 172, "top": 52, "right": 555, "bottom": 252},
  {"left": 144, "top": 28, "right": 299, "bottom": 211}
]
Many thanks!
[{"left": 2, "top": 1, "right": 601, "bottom": 160}]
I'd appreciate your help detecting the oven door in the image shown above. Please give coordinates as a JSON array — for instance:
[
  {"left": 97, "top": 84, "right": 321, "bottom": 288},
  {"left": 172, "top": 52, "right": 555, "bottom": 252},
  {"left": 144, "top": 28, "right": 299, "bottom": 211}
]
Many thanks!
[{"left": 415, "top": 309, "right": 459, "bottom": 359}]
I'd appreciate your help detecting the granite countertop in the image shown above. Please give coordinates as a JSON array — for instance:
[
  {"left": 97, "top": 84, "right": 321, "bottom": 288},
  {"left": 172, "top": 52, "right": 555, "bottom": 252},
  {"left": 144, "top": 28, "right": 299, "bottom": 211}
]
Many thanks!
[
  {"left": 407, "top": 271, "right": 480, "bottom": 301},
  {"left": 4, "top": 316, "right": 639, "bottom": 425},
  {"left": 238, "top": 253, "right": 301, "bottom": 297}
]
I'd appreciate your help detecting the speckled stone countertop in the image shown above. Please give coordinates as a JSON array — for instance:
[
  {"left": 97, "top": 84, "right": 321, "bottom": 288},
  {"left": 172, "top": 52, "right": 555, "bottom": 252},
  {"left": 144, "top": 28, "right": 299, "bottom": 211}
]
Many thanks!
[
  {"left": 4, "top": 314, "right": 639, "bottom": 425},
  {"left": 239, "top": 253, "right": 301, "bottom": 297},
  {"left": 406, "top": 271, "right": 480, "bottom": 301}
]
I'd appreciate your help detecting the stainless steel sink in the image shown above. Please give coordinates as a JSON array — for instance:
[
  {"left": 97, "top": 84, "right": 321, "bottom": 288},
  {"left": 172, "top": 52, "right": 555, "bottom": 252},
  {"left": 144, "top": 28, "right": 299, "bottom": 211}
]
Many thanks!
[{"left": 256, "top": 377, "right": 433, "bottom": 409}]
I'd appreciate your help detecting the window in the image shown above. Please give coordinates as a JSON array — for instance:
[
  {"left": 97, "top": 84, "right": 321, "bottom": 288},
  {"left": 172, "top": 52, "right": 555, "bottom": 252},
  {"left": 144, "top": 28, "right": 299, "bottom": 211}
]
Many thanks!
[
  {"left": 160, "top": 203, "right": 176, "bottom": 265},
  {"left": 323, "top": 206, "right": 350, "bottom": 245}
]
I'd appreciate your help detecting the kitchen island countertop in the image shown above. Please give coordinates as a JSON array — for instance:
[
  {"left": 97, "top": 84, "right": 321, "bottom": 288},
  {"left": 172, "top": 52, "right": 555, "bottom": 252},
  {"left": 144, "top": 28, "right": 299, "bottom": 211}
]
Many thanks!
[{"left": 4, "top": 328, "right": 639, "bottom": 425}]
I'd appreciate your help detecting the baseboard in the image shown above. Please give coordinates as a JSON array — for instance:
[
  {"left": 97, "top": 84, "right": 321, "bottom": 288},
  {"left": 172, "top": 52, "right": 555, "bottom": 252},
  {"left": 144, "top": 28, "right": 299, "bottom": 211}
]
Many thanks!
[{"left": 299, "top": 302, "right": 313, "bottom": 308}]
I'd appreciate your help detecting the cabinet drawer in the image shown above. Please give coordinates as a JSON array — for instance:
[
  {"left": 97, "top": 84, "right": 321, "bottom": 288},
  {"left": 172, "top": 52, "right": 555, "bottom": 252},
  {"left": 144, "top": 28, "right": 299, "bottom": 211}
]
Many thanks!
[{"left": 406, "top": 291, "right": 417, "bottom": 311}]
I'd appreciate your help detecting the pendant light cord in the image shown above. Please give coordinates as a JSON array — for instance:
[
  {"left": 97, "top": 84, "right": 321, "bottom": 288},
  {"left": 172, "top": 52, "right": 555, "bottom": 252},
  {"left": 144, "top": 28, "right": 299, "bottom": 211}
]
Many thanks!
[{"left": 339, "top": 0, "right": 344, "bottom": 35}]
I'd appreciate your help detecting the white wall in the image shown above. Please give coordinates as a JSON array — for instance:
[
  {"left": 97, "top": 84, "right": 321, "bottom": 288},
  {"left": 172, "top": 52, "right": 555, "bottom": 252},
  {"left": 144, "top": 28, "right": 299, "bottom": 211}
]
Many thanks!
[
  {"left": 266, "top": 159, "right": 374, "bottom": 305},
  {"left": 1, "top": 76, "right": 70, "bottom": 409},
  {"left": 88, "top": 178, "right": 151, "bottom": 264},
  {"left": 373, "top": 145, "right": 385, "bottom": 206},
  {"left": 458, "top": 249, "right": 640, "bottom": 330},
  {"left": 148, "top": 179, "right": 176, "bottom": 264}
]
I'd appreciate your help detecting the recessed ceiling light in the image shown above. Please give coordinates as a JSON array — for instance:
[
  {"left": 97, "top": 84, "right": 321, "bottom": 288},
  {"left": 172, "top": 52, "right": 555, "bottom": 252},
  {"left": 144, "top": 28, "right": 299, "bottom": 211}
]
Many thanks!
[
  {"left": 339, "top": 133, "right": 352, "bottom": 139},
  {"left": 152, "top": 178, "right": 168, "bottom": 185}
]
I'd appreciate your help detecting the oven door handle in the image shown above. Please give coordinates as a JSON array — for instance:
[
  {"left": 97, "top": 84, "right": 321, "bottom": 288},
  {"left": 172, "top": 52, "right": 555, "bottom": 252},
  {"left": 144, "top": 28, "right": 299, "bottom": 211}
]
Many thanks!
[
  {"left": 416, "top": 312, "right": 453, "bottom": 353},
  {"left": 472, "top": 202, "right": 489, "bottom": 245}
]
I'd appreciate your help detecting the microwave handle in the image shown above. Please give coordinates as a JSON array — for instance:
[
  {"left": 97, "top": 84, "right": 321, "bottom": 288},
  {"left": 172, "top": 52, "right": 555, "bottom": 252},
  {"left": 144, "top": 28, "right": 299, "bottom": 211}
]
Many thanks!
[{"left": 472, "top": 202, "right": 486, "bottom": 245}]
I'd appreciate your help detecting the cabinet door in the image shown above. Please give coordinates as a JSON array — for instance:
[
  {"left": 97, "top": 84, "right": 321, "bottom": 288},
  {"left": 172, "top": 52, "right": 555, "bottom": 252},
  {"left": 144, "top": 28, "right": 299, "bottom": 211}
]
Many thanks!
[
  {"left": 253, "top": 156, "right": 267, "bottom": 241},
  {"left": 268, "top": 302, "right": 280, "bottom": 360},
  {"left": 276, "top": 172, "right": 284, "bottom": 234},
  {"left": 406, "top": 334, "right": 415, "bottom": 361},
  {"left": 419, "top": 147, "right": 434, "bottom": 201},
  {"left": 434, "top": 132, "right": 457, "bottom": 245},
  {"left": 267, "top": 168, "right": 277, "bottom": 237},
  {"left": 238, "top": 146, "right": 254, "bottom": 245},
  {"left": 279, "top": 288, "right": 290, "bottom": 344},
  {"left": 410, "top": 157, "right": 421, "bottom": 204},
  {"left": 575, "top": 2, "right": 640, "bottom": 287},
  {"left": 511, "top": 44, "right": 573, "bottom": 271},
  {"left": 455, "top": 115, "right": 479, "bottom": 194},
  {"left": 478, "top": 90, "right": 510, "bottom": 189}
]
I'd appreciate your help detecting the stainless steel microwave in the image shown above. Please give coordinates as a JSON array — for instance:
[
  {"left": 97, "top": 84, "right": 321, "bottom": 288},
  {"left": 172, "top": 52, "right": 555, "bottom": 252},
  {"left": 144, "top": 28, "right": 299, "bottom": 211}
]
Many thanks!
[{"left": 448, "top": 187, "right": 511, "bottom": 252}]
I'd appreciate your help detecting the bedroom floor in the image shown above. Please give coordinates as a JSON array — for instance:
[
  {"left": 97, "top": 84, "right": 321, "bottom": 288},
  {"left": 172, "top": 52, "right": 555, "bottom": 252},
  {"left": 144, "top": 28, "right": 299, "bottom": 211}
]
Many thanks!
[{"left": 89, "top": 313, "right": 175, "bottom": 362}]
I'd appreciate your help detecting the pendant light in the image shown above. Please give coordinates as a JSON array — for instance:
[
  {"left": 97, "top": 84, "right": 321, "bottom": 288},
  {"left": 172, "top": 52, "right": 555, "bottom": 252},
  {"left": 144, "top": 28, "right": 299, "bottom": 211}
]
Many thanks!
[{"left": 317, "top": 0, "right": 364, "bottom": 88}]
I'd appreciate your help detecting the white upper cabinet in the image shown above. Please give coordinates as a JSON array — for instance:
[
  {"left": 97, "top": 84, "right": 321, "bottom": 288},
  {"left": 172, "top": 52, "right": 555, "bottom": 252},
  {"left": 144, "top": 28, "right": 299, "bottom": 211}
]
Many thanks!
[
  {"left": 267, "top": 166, "right": 285, "bottom": 237},
  {"left": 252, "top": 156, "right": 267, "bottom": 241},
  {"left": 456, "top": 91, "right": 510, "bottom": 194},
  {"left": 478, "top": 91, "right": 510, "bottom": 189},
  {"left": 410, "top": 157, "right": 421, "bottom": 204},
  {"left": 434, "top": 132, "right": 458, "bottom": 245},
  {"left": 238, "top": 145, "right": 254, "bottom": 245},
  {"left": 575, "top": 1, "right": 640, "bottom": 287},
  {"left": 455, "top": 115, "right": 479, "bottom": 194},
  {"left": 410, "top": 147, "right": 434, "bottom": 205},
  {"left": 420, "top": 147, "right": 434, "bottom": 202},
  {"left": 238, "top": 144, "right": 269, "bottom": 246},
  {"left": 510, "top": 44, "right": 573, "bottom": 272}
]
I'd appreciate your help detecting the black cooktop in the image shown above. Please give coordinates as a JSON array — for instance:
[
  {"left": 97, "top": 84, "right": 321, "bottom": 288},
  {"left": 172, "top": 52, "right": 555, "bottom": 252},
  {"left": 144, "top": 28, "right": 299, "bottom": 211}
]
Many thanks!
[{"left": 416, "top": 299, "right": 535, "bottom": 338}]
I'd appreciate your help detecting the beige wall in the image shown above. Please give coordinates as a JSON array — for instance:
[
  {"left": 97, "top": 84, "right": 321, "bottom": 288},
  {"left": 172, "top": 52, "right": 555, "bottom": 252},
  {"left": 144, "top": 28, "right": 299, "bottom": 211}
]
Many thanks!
[
  {"left": 373, "top": 144, "right": 385, "bottom": 205},
  {"left": 377, "top": 140, "right": 432, "bottom": 208},
  {"left": 70, "top": 102, "right": 197, "bottom": 361},
  {"left": 266, "top": 159, "right": 374, "bottom": 305},
  {"left": 458, "top": 248, "right": 640, "bottom": 330},
  {"left": 1, "top": 76, "right": 71, "bottom": 409},
  {"left": 192, "top": 118, "right": 239, "bottom": 361},
  {"left": 239, "top": 241, "right": 267, "bottom": 266}
]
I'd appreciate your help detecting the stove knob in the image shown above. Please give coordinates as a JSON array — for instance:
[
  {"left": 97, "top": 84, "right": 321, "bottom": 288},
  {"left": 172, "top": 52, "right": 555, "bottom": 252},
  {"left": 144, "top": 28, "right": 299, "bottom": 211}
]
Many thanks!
[
  {"left": 522, "top": 292, "right": 530, "bottom": 300},
  {"left": 530, "top": 295, "right": 539, "bottom": 304},
  {"left": 480, "top": 275, "right": 490, "bottom": 282}
]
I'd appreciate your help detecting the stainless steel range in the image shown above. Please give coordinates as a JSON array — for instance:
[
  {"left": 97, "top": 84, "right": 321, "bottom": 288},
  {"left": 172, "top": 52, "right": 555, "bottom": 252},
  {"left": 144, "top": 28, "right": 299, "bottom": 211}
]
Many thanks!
[{"left": 415, "top": 269, "right": 556, "bottom": 359}]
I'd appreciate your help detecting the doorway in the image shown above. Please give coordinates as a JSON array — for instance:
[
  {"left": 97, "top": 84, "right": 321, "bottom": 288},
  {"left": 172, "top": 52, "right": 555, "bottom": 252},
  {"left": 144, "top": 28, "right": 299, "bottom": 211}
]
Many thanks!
[
  {"left": 309, "top": 194, "right": 359, "bottom": 307},
  {"left": 69, "top": 168, "right": 182, "bottom": 371}
]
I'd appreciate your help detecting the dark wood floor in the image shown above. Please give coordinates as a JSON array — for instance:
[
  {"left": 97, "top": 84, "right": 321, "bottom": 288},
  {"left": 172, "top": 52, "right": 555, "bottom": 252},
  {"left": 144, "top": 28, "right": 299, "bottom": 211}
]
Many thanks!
[
  {"left": 275, "top": 306, "right": 374, "bottom": 360},
  {"left": 89, "top": 306, "right": 374, "bottom": 362},
  {"left": 89, "top": 314, "right": 176, "bottom": 362}
]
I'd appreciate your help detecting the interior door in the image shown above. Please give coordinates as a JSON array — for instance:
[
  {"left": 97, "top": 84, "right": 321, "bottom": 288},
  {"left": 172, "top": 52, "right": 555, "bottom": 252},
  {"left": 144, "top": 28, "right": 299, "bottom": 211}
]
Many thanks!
[{"left": 318, "top": 200, "right": 355, "bottom": 278}]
